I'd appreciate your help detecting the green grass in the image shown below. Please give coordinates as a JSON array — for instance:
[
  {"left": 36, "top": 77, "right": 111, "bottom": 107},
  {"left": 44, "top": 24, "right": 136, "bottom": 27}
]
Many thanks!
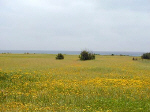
[{"left": 0, "top": 54, "right": 150, "bottom": 111}]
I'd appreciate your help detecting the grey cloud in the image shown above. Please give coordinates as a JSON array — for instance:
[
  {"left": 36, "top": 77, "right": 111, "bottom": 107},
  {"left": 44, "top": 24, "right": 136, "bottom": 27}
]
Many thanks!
[{"left": 0, "top": 0, "right": 150, "bottom": 51}]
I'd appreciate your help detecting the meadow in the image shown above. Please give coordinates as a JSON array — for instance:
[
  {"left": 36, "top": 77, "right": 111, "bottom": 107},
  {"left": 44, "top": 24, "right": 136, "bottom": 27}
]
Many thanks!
[{"left": 0, "top": 54, "right": 150, "bottom": 112}]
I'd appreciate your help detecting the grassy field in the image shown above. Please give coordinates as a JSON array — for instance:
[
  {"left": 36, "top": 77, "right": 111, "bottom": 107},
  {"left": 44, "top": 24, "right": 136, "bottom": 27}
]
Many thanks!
[{"left": 0, "top": 54, "right": 150, "bottom": 112}]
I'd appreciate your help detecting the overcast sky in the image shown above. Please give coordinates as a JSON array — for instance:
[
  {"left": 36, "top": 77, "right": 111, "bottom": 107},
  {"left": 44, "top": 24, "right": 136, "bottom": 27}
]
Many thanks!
[{"left": 0, "top": 0, "right": 150, "bottom": 52}]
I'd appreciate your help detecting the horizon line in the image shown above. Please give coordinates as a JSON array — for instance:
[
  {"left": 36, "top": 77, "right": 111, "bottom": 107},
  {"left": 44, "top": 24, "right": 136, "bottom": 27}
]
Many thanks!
[{"left": 0, "top": 50, "right": 147, "bottom": 53}]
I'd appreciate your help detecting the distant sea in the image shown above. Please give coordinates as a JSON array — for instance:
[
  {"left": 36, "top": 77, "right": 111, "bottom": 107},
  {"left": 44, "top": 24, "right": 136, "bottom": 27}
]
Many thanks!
[{"left": 0, "top": 50, "right": 145, "bottom": 56}]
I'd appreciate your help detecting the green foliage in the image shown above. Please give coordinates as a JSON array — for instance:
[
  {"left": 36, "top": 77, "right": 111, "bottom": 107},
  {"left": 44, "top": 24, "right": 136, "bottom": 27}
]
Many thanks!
[
  {"left": 141, "top": 53, "right": 150, "bottom": 59},
  {"left": 56, "top": 53, "right": 64, "bottom": 60},
  {"left": 79, "top": 50, "right": 95, "bottom": 60}
]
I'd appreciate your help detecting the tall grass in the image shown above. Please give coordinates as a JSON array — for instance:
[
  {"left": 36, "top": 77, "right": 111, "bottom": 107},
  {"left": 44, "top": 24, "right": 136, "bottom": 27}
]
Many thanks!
[{"left": 0, "top": 54, "right": 150, "bottom": 111}]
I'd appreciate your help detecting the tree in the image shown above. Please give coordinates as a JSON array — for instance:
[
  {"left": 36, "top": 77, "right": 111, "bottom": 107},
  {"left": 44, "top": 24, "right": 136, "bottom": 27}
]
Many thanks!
[
  {"left": 141, "top": 53, "right": 150, "bottom": 59},
  {"left": 56, "top": 53, "right": 64, "bottom": 60},
  {"left": 79, "top": 50, "right": 95, "bottom": 60}
]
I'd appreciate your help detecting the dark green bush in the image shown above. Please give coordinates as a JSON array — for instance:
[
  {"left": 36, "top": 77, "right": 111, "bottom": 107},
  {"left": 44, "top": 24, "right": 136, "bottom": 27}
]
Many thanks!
[
  {"left": 141, "top": 53, "right": 150, "bottom": 59},
  {"left": 56, "top": 53, "right": 64, "bottom": 60},
  {"left": 79, "top": 50, "right": 95, "bottom": 60}
]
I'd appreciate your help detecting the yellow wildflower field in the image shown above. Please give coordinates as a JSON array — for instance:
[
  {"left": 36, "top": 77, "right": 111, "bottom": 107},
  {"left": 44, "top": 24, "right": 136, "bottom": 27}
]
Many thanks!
[{"left": 0, "top": 54, "right": 150, "bottom": 111}]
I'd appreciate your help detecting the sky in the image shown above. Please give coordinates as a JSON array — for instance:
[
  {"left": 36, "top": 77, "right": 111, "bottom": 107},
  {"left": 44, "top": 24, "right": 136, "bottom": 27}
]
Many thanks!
[{"left": 0, "top": 0, "right": 150, "bottom": 52}]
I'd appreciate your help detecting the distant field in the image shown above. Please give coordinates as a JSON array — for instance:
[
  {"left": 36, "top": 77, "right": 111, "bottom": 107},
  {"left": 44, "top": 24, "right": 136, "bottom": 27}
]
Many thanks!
[{"left": 0, "top": 54, "right": 150, "bottom": 111}]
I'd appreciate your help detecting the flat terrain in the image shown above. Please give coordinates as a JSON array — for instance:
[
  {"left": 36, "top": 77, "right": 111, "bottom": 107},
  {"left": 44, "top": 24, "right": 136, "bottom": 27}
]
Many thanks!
[{"left": 0, "top": 54, "right": 150, "bottom": 111}]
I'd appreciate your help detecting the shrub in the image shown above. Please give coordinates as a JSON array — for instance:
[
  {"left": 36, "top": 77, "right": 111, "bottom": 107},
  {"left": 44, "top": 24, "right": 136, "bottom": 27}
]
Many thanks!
[
  {"left": 132, "top": 57, "right": 137, "bottom": 60},
  {"left": 56, "top": 53, "right": 64, "bottom": 60},
  {"left": 79, "top": 50, "right": 95, "bottom": 60},
  {"left": 141, "top": 53, "right": 150, "bottom": 59}
]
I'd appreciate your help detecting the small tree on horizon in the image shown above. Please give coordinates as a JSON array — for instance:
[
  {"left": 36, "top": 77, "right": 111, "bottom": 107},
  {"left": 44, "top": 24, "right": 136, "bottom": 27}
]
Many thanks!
[
  {"left": 56, "top": 53, "right": 64, "bottom": 60},
  {"left": 79, "top": 50, "right": 95, "bottom": 60},
  {"left": 141, "top": 53, "right": 150, "bottom": 59}
]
